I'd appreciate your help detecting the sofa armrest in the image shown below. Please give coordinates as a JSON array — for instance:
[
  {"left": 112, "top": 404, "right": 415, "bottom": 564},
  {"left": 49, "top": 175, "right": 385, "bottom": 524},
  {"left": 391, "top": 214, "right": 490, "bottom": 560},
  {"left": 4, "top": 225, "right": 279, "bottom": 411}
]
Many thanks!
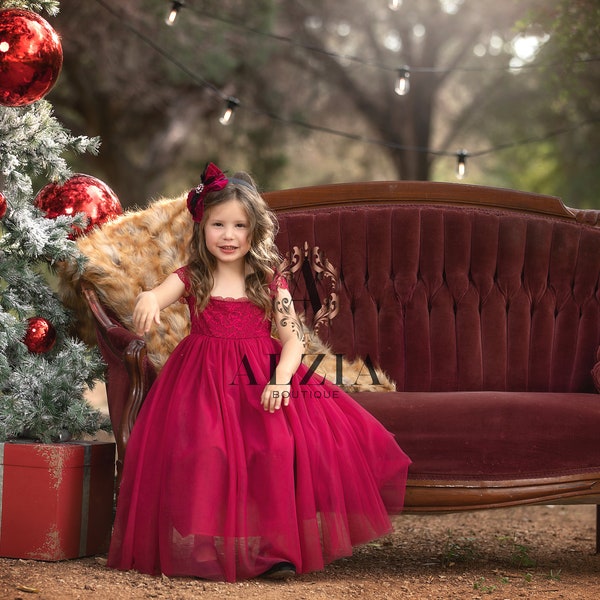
[
  {"left": 81, "top": 283, "right": 157, "bottom": 489},
  {"left": 121, "top": 338, "right": 152, "bottom": 451}
]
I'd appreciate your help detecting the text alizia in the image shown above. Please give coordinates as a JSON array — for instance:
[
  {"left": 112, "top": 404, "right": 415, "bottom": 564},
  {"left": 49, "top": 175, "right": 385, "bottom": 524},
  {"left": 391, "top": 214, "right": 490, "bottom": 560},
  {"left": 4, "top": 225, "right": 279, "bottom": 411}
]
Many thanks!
[{"left": 230, "top": 353, "right": 385, "bottom": 387}]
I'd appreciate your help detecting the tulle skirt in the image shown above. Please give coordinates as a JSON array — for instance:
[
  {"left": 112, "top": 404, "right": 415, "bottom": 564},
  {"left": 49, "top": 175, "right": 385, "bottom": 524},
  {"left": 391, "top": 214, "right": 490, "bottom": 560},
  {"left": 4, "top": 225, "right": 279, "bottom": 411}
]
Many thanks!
[{"left": 107, "top": 332, "right": 411, "bottom": 581}]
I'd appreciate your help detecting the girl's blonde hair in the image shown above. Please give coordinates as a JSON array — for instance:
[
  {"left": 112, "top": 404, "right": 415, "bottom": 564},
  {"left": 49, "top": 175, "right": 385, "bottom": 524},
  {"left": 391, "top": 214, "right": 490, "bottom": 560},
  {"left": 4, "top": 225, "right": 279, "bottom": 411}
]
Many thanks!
[{"left": 187, "top": 171, "right": 281, "bottom": 317}]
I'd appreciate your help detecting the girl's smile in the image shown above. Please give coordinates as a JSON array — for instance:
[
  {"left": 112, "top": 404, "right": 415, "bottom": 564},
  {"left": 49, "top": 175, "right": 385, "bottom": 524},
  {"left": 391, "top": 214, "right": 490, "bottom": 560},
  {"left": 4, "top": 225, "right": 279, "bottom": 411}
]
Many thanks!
[{"left": 218, "top": 244, "right": 240, "bottom": 253}]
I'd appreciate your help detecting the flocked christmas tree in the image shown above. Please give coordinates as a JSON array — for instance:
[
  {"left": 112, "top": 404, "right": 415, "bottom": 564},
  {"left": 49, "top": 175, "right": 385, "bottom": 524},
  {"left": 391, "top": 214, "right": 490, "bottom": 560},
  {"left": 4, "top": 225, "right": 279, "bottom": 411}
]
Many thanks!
[{"left": 0, "top": 0, "right": 112, "bottom": 443}]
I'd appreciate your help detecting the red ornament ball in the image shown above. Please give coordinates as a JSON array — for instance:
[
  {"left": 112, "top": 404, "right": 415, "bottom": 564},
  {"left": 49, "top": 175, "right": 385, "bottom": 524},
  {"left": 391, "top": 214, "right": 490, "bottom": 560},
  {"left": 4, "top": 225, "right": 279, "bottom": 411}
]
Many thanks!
[
  {"left": 34, "top": 174, "right": 123, "bottom": 238},
  {"left": 0, "top": 191, "right": 6, "bottom": 219},
  {"left": 24, "top": 316, "right": 57, "bottom": 354},
  {"left": 0, "top": 8, "right": 63, "bottom": 107}
]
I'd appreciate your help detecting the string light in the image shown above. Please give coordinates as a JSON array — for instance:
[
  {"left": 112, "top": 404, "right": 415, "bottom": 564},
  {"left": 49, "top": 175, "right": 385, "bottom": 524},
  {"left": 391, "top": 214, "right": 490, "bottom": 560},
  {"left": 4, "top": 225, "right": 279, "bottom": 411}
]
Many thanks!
[
  {"left": 165, "top": 1, "right": 185, "bottom": 27},
  {"left": 394, "top": 66, "right": 410, "bottom": 96},
  {"left": 185, "top": 3, "right": 600, "bottom": 75},
  {"left": 456, "top": 149, "right": 468, "bottom": 179},
  {"left": 92, "top": 0, "right": 599, "bottom": 178},
  {"left": 179, "top": 2, "right": 599, "bottom": 98},
  {"left": 219, "top": 97, "right": 240, "bottom": 125}
]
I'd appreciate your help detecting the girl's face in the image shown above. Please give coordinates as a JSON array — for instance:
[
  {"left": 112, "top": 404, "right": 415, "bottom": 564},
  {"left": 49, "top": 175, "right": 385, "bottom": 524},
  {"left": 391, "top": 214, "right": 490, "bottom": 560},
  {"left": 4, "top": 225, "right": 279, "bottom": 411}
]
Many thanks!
[{"left": 203, "top": 199, "right": 251, "bottom": 264}]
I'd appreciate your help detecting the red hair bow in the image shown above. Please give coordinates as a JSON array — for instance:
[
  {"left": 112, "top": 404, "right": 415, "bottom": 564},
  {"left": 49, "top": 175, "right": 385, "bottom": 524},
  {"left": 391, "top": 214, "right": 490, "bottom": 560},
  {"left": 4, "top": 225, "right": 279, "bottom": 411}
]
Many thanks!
[{"left": 187, "top": 162, "right": 229, "bottom": 222}]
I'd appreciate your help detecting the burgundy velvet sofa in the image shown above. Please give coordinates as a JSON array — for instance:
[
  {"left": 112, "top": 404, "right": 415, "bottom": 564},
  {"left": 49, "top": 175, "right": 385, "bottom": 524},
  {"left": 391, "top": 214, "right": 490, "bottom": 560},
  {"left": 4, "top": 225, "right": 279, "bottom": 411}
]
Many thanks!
[{"left": 64, "top": 181, "right": 600, "bottom": 552}]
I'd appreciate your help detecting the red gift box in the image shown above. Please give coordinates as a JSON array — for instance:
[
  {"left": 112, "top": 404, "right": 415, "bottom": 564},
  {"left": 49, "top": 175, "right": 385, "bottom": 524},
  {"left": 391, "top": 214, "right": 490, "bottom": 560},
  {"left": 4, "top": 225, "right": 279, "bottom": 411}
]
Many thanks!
[{"left": 0, "top": 440, "right": 115, "bottom": 560}]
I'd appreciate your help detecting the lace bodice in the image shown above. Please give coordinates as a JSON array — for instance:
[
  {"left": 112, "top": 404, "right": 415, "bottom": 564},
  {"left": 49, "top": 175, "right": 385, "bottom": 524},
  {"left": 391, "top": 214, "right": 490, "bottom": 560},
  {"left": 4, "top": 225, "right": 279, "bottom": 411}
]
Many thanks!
[
  {"left": 190, "top": 296, "right": 272, "bottom": 339},
  {"left": 175, "top": 266, "right": 276, "bottom": 339}
]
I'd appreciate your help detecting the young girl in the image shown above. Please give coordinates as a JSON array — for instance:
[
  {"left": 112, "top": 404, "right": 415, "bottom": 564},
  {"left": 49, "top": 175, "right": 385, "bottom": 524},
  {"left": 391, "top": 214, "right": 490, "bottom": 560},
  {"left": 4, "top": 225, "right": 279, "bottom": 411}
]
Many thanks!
[{"left": 107, "top": 163, "right": 411, "bottom": 582}]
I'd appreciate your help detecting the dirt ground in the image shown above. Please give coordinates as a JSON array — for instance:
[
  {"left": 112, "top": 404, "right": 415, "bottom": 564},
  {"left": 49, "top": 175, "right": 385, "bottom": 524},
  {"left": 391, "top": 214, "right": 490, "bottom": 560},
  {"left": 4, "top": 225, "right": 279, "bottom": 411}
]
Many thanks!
[
  {"left": 1, "top": 504, "right": 599, "bottom": 599},
  {"left": 2, "top": 386, "right": 599, "bottom": 599}
]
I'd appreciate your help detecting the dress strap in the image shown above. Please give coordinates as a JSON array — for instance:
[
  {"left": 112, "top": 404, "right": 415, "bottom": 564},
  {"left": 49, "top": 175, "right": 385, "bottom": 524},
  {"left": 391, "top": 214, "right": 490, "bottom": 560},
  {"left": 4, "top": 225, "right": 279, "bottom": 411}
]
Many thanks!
[
  {"left": 268, "top": 272, "right": 289, "bottom": 298},
  {"left": 175, "top": 266, "right": 191, "bottom": 295}
]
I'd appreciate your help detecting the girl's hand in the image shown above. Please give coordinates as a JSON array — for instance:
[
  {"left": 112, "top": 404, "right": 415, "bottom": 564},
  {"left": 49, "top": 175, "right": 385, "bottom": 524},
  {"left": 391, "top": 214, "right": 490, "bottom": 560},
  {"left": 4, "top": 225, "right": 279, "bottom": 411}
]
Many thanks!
[
  {"left": 261, "top": 383, "right": 291, "bottom": 413},
  {"left": 133, "top": 291, "right": 161, "bottom": 335},
  {"left": 131, "top": 273, "right": 185, "bottom": 335}
]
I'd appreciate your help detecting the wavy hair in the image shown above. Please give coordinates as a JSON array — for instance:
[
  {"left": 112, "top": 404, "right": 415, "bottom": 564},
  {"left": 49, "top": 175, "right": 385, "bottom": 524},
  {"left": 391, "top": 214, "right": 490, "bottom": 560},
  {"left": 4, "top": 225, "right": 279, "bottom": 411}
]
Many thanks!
[{"left": 187, "top": 171, "right": 281, "bottom": 317}]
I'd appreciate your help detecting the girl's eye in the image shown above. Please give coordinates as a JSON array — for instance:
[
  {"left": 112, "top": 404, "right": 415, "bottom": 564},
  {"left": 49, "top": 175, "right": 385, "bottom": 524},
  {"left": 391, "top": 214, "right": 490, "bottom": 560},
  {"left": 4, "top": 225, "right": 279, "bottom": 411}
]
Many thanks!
[{"left": 209, "top": 221, "right": 247, "bottom": 228}]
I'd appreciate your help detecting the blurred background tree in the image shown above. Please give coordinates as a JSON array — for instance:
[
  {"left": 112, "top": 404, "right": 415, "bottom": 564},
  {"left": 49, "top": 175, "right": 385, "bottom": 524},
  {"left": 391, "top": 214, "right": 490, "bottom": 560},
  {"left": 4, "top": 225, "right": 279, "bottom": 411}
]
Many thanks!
[
  {"left": 48, "top": 0, "right": 599, "bottom": 208},
  {"left": 444, "top": 0, "right": 600, "bottom": 206}
]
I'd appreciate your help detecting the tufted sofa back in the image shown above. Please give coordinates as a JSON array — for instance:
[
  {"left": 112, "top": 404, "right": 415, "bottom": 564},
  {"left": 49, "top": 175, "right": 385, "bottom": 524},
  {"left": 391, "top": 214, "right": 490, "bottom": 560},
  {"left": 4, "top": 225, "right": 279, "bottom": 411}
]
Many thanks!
[
  {"left": 61, "top": 181, "right": 600, "bottom": 397},
  {"left": 270, "top": 190, "right": 600, "bottom": 395}
]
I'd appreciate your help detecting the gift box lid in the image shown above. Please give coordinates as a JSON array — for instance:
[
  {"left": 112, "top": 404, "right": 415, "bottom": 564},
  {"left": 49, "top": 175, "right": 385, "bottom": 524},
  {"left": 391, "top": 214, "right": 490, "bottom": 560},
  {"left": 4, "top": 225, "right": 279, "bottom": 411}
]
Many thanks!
[{"left": 0, "top": 440, "right": 115, "bottom": 469}]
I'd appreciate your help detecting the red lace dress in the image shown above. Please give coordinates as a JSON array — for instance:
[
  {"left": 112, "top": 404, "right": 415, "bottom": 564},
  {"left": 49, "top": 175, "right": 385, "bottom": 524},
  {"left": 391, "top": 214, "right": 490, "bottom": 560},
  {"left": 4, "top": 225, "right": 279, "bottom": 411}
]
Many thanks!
[{"left": 108, "top": 267, "right": 411, "bottom": 582}]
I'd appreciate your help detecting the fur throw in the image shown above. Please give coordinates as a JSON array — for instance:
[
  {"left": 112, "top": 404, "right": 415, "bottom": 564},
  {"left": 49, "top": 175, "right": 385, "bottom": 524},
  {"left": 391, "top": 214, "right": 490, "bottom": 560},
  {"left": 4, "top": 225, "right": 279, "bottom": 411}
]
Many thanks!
[
  {"left": 58, "top": 194, "right": 192, "bottom": 370},
  {"left": 58, "top": 195, "right": 395, "bottom": 393}
]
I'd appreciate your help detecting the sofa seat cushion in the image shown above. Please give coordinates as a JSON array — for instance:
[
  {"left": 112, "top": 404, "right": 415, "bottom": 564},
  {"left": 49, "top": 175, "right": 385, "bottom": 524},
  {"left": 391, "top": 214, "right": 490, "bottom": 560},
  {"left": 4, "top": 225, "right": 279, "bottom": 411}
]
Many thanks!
[{"left": 354, "top": 391, "right": 600, "bottom": 480}]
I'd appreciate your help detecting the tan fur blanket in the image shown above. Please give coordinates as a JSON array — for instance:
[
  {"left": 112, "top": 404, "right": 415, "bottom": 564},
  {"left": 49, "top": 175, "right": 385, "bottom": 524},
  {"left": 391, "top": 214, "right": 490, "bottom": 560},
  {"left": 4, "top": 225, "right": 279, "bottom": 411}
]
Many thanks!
[
  {"left": 58, "top": 195, "right": 192, "bottom": 370},
  {"left": 58, "top": 195, "right": 395, "bottom": 393}
]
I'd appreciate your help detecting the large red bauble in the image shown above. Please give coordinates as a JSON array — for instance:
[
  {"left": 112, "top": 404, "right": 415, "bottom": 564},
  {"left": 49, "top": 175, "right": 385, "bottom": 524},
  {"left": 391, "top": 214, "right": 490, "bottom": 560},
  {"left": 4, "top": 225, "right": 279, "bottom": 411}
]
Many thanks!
[
  {"left": 0, "top": 9, "right": 63, "bottom": 107},
  {"left": 23, "top": 316, "right": 57, "bottom": 354},
  {"left": 34, "top": 174, "right": 123, "bottom": 238},
  {"left": 0, "top": 191, "right": 6, "bottom": 219}
]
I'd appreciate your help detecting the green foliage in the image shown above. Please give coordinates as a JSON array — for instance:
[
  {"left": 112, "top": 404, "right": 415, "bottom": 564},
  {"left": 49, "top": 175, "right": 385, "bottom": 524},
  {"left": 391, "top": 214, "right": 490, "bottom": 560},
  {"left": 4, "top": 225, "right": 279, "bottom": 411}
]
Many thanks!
[
  {"left": 483, "top": 142, "right": 562, "bottom": 199},
  {"left": 509, "top": 542, "right": 537, "bottom": 568},
  {"left": 0, "top": 340, "right": 108, "bottom": 443},
  {"left": 1, "top": 1, "right": 60, "bottom": 16},
  {"left": 543, "top": 0, "right": 600, "bottom": 59},
  {"left": 0, "top": 102, "right": 99, "bottom": 199},
  {"left": 466, "top": 0, "right": 600, "bottom": 207},
  {"left": 440, "top": 530, "right": 480, "bottom": 566},
  {"left": 472, "top": 577, "right": 497, "bottom": 594},
  {"left": 0, "top": 4, "right": 109, "bottom": 442}
]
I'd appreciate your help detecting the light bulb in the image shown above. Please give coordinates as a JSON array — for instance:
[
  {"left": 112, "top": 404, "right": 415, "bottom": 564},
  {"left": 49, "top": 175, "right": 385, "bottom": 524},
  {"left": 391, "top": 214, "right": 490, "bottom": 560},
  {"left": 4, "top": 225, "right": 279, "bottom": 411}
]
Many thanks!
[
  {"left": 456, "top": 150, "right": 468, "bottom": 179},
  {"left": 389, "top": 0, "right": 402, "bottom": 10},
  {"left": 219, "top": 97, "right": 240, "bottom": 126},
  {"left": 165, "top": 1, "right": 184, "bottom": 26},
  {"left": 394, "top": 67, "right": 410, "bottom": 96}
]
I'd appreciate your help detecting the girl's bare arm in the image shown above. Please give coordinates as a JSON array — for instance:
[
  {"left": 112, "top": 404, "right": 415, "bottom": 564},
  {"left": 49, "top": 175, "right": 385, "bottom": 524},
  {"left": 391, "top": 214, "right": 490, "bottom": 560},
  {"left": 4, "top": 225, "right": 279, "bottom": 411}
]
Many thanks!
[
  {"left": 133, "top": 273, "right": 186, "bottom": 335},
  {"left": 261, "top": 286, "right": 305, "bottom": 412}
]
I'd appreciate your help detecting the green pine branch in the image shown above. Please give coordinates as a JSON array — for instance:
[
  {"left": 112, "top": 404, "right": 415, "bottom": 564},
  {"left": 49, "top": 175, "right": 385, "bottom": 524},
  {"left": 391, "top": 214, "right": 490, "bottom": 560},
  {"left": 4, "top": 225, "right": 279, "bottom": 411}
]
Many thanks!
[
  {"left": 0, "top": 101, "right": 99, "bottom": 200},
  {"left": 1, "top": 1, "right": 60, "bottom": 17},
  {"left": 0, "top": 3, "right": 110, "bottom": 443}
]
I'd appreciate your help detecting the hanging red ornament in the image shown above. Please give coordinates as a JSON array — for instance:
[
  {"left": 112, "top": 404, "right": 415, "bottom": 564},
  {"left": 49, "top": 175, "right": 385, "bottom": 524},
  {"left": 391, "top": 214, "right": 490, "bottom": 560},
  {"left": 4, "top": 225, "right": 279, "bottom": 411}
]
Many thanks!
[
  {"left": 23, "top": 316, "right": 57, "bottom": 354},
  {"left": 34, "top": 174, "right": 123, "bottom": 238},
  {"left": 0, "top": 8, "right": 63, "bottom": 107},
  {"left": 0, "top": 191, "right": 6, "bottom": 219}
]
